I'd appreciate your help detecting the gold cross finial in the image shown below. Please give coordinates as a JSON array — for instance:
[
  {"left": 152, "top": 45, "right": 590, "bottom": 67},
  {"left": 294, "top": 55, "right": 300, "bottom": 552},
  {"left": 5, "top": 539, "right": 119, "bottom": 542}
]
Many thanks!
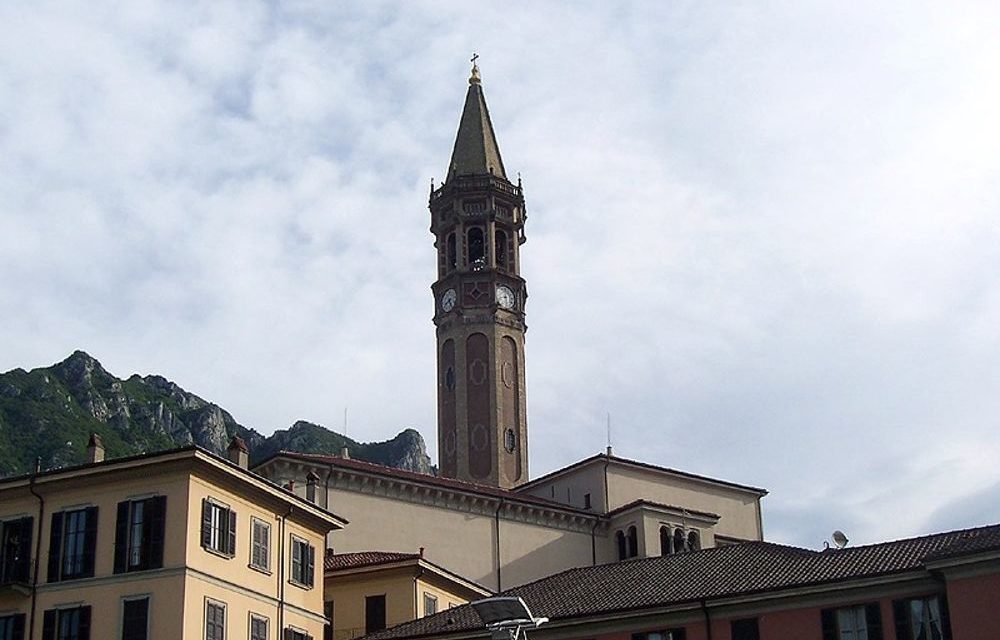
[{"left": 469, "top": 53, "right": 481, "bottom": 84}]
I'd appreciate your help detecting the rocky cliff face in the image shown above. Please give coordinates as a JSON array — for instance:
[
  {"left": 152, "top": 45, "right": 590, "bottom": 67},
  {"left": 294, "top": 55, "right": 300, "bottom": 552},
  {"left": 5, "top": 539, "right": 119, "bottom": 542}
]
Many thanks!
[{"left": 0, "top": 351, "right": 432, "bottom": 477}]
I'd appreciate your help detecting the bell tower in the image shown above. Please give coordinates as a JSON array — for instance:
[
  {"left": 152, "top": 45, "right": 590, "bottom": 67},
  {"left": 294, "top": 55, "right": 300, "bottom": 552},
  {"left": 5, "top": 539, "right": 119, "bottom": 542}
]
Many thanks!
[{"left": 431, "top": 62, "right": 529, "bottom": 488}]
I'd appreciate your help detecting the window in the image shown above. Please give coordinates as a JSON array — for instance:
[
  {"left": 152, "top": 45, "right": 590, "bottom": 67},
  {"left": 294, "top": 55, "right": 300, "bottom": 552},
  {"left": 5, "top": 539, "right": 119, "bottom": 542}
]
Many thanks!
[
  {"left": 495, "top": 230, "right": 508, "bottom": 270},
  {"left": 48, "top": 507, "right": 98, "bottom": 582},
  {"left": 731, "top": 618, "right": 760, "bottom": 640},
  {"left": 627, "top": 526, "right": 638, "bottom": 558},
  {"left": 0, "top": 614, "right": 26, "bottom": 640},
  {"left": 290, "top": 536, "right": 315, "bottom": 587},
  {"left": 468, "top": 228, "right": 485, "bottom": 269},
  {"left": 616, "top": 530, "right": 627, "bottom": 561},
  {"left": 250, "top": 518, "right": 270, "bottom": 572},
  {"left": 205, "top": 600, "right": 226, "bottom": 640},
  {"left": 687, "top": 530, "right": 700, "bottom": 552},
  {"left": 114, "top": 496, "right": 166, "bottom": 573},
  {"left": 660, "top": 526, "right": 671, "bottom": 555},
  {"left": 121, "top": 597, "right": 149, "bottom": 640},
  {"left": 201, "top": 499, "right": 236, "bottom": 557},
  {"left": 42, "top": 606, "right": 91, "bottom": 640},
  {"left": 283, "top": 630, "right": 312, "bottom": 640},
  {"left": 250, "top": 614, "right": 268, "bottom": 640},
  {"left": 673, "top": 528, "right": 685, "bottom": 553},
  {"left": 822, "top": 603, "right": 883, "bottom": 640},
  {"left": 584, "top": 493, "right": 592, "bottom": 510},
  {"left": 446, "top": 233, "right": 457, "bottom": 271},
  {"left": 365, "top": 595, "right": 386, "bottom": 634},
  {"left": 893, "top": 596, "right": 950, "bottom": 640},
  {"left": 424, "top": 593, "right": 438, "bottom": 616},
  {"left": 633, "top": 630, "right": 686, "bottom": 640},
  {"left": 323, "top": 602, "right": 333, "bottom": 640},
  {"left": 0, "top": 517, "right": 33, "bottom": 585}
]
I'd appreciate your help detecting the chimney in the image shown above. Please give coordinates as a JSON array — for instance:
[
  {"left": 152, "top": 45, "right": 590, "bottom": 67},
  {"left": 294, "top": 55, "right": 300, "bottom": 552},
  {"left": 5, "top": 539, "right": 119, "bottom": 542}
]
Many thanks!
[
  {"left": 339, "top": 446, "right": 350, "bottom": 459},
  {"left": 306, "top": 470, "right": 320, "bottom": 504},
  {"left": 227, "top": 436, "right": 249, "bottom": 469},
  {"left": 606, "top": 445, "right": 614, "bottom": 457},
  {"left": 87, "top": 434, "right": 105, "bottom": 464}
]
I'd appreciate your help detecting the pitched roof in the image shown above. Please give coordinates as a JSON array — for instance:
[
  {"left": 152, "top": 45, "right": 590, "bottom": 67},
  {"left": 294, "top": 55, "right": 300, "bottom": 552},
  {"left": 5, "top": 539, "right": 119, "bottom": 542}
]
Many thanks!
[
  {"left": 366, "top": 522, "right": 1000, "bottom": 640},
  {"left": 516, "top": 452, "right": 768, "bottom": 496},
  {"left": 259, "top": 451, "right": 596, "bottom": 518},
  {"left": 325, "top": 551, "right": 420, "bottom": 572},
  {"left": 447, "top": 66, "right": 506, "bottom": 180}
]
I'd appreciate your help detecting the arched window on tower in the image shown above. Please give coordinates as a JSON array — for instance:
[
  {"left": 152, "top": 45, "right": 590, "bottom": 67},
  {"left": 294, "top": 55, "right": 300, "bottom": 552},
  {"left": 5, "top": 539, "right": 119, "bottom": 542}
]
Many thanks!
[
  {"left": 495, "top": 230, "right": 508, "bottom": 271},
  {"left": 674, "top": 528, "right": 686, "bottom": 553},
  {"left": 659, "top": 526, "right": 671, "bottom": 556},
  {"left": 616, "top": 530, "right": 627, "bottom": 561},
  {"left": 468, "top": 228, "right": 485, "bottom": 270},
  {"left": 688, "top": 530, "right": 700, "bottom": 551},
  {"left": 627, "top": 526, "right": 638, "bottom": 558},
  {"left": 446, "top": 233, "right": 457, "bottom": 271}
]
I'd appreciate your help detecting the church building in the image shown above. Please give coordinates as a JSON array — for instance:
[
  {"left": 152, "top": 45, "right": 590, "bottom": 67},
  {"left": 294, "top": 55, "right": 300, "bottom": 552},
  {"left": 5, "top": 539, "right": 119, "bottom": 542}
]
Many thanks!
[{"left": 254, "top": 61, "right": 766, "bottom": 598}]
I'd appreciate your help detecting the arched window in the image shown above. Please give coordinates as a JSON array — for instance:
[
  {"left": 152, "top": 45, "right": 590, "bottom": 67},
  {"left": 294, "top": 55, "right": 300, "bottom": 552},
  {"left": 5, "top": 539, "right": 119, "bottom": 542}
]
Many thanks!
[
  {"left": 627, "top": 526, "right": 638, "bottom": 558},
  {"left": 660, "top": 526, "right": 672, "bottom": 556},
  {"left": 495, "top": 230, "right": 508, "bottom": 271},
  {"left": 446, "top": 233, "right": 457, "bottom": 271},
  {"left": 468, "top": 228, "right": 485, "bottom": 270},
  {"left": 616, "top": 531, "right": 627, "bottom": 561},
  {"left": 688, "top": 530, "right": 700, "bottom": 551},
  {"left": 674, "top": 528, "right": 686, "bottom": 553}
]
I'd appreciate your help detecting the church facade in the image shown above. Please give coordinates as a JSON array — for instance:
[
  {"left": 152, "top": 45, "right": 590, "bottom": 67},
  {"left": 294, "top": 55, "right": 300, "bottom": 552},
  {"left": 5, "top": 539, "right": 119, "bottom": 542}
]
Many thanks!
[{"left": 254, "top": 63, "right": 766, "bottom": 596}]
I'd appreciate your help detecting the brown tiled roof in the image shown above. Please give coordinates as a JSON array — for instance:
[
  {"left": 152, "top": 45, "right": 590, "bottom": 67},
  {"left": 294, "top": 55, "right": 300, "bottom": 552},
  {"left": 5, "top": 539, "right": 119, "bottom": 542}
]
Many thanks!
[
  {"left": 325, "top": 551, "right": 420, "bottom": 572},
  {"left": 366, "top": 523, "right": 1000, "bottom": 640},
  {"left": 259, "top": 451, "right": 595, "bottom": 516}
]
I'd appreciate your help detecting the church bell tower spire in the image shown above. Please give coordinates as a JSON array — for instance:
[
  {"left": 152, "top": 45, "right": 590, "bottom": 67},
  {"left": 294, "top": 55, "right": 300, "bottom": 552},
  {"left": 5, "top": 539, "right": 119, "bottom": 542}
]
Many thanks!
[{"left": 431, "top": 60, "right": 529, "bottom": 488}]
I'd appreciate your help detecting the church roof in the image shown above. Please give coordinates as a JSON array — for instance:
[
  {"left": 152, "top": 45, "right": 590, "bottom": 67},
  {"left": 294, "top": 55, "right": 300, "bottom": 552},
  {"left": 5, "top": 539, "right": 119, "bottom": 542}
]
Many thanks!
[
  {"left": 365, "top": 522, "right": 1000, "bottom": 640},
  {"left": 447, "top": 64, "right": 507, "bottom": 180}
]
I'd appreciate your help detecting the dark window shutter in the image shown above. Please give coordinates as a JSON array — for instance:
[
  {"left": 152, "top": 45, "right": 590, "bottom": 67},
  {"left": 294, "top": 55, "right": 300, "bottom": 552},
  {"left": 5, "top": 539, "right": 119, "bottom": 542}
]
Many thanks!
[
  {"left": 820, "top": 608, "right": 837, "bottom": 640},
  {"left": 893, "top": 599, "right": 912, "bottom": 640},
  {"left": 306, "top": 544, "right": 315, "bottom": 587},
  {"left": 938, "top": 595, "right": 952, "bottom": 640},
  {"left": 11, "top": 613, "right": 25, "bottom": 640},
  {"left": 42, "top": 609, "right": 57, "bottom": 640},
  {"left": 201, "top": 499, "right": 212, "bottom": 549},
  {"left": 148, "top": 495, "right": 166, "bottom": 569},
  {"left": 227, "top": 509, "right": 237, "bottom": 556},
  {"left": 47, "top": 511, "right": 64, "bottom": 582},
  {"left": 283, "top": 629, "right": 294, "bottom": 640},
  {"left": 122, "top": 598, "right": 149, "bottom": 640},
  {"left": 13, "top": 517, "right": 33, "bottom": 583},
  {"left": 866, "top": 602, "right": 884, "bottom": 640},
  {"left": 78, "top": 606, "right": 92, "bottom": 640},
  {"left": 114, "top": 501, "right": 130, "bottom": 573},
  {"left": 81, "top": 506, "right": 98, "bottom": 577}
]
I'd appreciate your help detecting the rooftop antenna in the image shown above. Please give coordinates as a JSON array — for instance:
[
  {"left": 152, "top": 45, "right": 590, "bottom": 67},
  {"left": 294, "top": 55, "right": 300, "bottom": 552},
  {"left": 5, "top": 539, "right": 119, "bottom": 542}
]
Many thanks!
[
  {"left": 343, "top": 407, "right": 348, "bottom": 438},
  {"left": 606, "top": 412, "right": 613, "bottom": 456},
  {"left": 472, "top": 597, "right": 548, "bottom": 640}
]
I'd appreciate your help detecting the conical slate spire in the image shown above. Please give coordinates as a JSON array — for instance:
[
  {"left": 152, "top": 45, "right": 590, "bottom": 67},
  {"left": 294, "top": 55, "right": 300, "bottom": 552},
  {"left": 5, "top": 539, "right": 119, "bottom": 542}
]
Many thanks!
[{"left": 446, "top": 63, "right": 507, "bottom": 180}]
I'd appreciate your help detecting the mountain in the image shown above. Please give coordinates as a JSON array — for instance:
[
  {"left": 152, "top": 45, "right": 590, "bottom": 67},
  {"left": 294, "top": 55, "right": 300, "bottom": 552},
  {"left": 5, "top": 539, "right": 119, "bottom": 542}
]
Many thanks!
[{"left": 0, "top": 351, "right": 432, "bottom": 477}]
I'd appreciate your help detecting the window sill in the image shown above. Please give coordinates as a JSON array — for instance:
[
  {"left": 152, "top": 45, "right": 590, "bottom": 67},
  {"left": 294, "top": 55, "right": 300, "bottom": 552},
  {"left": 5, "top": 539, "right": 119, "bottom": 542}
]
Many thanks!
[
  {"left": 288, "top": 579, "right": 314, "bottom": 591},
  {"left": 202, "top": 546, "right": 236, "bottom": 561},
  {"left": 248, "top": 564, "right": 272, "bottom": 576}
]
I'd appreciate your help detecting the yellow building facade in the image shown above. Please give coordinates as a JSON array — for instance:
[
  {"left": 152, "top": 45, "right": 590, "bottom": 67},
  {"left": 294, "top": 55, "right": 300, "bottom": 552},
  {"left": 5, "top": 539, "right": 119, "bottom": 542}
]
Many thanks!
[{"left": 0, "top": 442, "right": 345, "bottom": 640}]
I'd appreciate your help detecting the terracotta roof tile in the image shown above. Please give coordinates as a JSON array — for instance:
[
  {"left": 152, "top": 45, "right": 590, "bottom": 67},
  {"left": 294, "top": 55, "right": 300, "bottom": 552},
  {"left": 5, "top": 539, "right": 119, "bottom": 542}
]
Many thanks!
[{"left": 325, "top": 551, "right": 420, "bottom": 572}]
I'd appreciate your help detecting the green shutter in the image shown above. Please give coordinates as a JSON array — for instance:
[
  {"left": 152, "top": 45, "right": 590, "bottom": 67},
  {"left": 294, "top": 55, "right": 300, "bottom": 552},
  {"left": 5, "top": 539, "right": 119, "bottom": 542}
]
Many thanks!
[
  {"left": 227, "top": 509, "right": 237, "bottom": 556},
  {"left": 78, "top": 606, "right": 92, "bottom": 640},
  {"left": 114, "top": 501, "right": 130, "bottom": 573},
  {"left": 81, "top": 506, "right": 98, "bottom": 577},
  {"left": 148, "top": 495, "right": 166, "bottom": 569},
  {"left": 47, "top": 511, "right": 64, "bottom": 582},
  {"left": 893, "top": 599, "right": 912, "bottom": 640},
  {"left": 865, "top": 602, "right": 884, "bottom": 640},
  {"left": 201, "top": 499, "right": 212, "bottom": 549},
  {"left": 42, "top": 610, "right": 56, "bottom": 640}
]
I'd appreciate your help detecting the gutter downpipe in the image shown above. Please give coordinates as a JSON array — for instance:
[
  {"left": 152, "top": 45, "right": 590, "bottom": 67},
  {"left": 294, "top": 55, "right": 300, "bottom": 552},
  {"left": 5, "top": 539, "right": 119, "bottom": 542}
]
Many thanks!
[
  {"left": 494, "top": 500, "right": 504, "bottom": 592},
  {"left": 278, "top": 505, "right": 293, "bottom": 636},
  {"left": 27, "top": 458, "right": 44, "bottom": 640},
  {"left": 590, "top": 518, "right": 601, "bottom": 565},
  {"left": 413, "top": 564, "right": 424, "bottom": 619},
  {"left": 701, "top": 599, "right": 713, "bottom": 640}
]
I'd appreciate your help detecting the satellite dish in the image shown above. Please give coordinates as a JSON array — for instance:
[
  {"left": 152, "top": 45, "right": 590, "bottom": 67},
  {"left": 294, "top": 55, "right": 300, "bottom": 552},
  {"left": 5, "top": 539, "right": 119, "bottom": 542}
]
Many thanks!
[
  {"left": 831, "top": 530, "right": 849, "bottom": 549},
  {"left": 471, "top": 597, "right": 548, "bottom": 640}
]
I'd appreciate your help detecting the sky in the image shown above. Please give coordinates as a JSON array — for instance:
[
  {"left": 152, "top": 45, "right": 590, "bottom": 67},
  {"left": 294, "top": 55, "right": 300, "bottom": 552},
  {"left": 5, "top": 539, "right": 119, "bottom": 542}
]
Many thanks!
[{"left": 2, "top": 1, "right": 999, "bottom": 549}]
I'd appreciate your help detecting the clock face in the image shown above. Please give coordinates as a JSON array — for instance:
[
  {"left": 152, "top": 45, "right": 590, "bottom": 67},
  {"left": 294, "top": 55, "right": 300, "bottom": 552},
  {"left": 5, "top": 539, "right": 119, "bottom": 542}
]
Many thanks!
[
  {"left": 496, "top": 285, "right": 515, "bottom": 310},
  {"left": 441, "top": 288, "right": 457, "bottom": 312}
]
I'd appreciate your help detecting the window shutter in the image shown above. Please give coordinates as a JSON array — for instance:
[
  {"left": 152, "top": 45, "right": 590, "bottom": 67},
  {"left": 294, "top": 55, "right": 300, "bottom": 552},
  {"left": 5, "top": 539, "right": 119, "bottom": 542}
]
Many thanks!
[
  {"left": 47, "top": 511, "right": 64, "bottom": 582},
  {"left": 148, "top": 495, "right": 167, "bottom": 569},
  {"left": 201, "top": 499, "right": 212, "bottom": 549},
  {"left": 283, "top": 629, "right": 294, "bottom": 640},
  {"left": 78, "top": 606, "right": 92, "bottom": 640},
  {"left": 13, "top": 517, "right": 33, "bottom": 583},
  {"left": 820, "top": 609, "right": 837, "bottom": 640},
  {"left": 938, "top": 595, "right": 952, "bottom": 640},
  {"left": 306, "top": 544, "right": 315, "bottom": 587},
  {"left": 866, "top": 602, "right": 884, "bottom": 640},
  {"left": 114, "top": 501, "right": 130, "bottom": 573},
  {"left": 11, "top": 613, "right": 25, "bottom": 640},
  {"left": 42, "top": 610, "right": 56, "bottom": 640},
  {"left": 892, "top": 600, "right": 912, "bottom": 640},
  {"left": 227, "top": 509, "right": 237, "bottom": 556},
  {"left": 82, "top": 506, "right": 98, "bottom": 577}
]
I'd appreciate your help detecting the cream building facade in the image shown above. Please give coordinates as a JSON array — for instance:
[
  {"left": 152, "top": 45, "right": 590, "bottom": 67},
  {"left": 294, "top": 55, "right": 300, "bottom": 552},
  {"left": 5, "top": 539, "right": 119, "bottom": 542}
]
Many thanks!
[{"left": 0, "top": 440, "right": 345, "bottom": 640}]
